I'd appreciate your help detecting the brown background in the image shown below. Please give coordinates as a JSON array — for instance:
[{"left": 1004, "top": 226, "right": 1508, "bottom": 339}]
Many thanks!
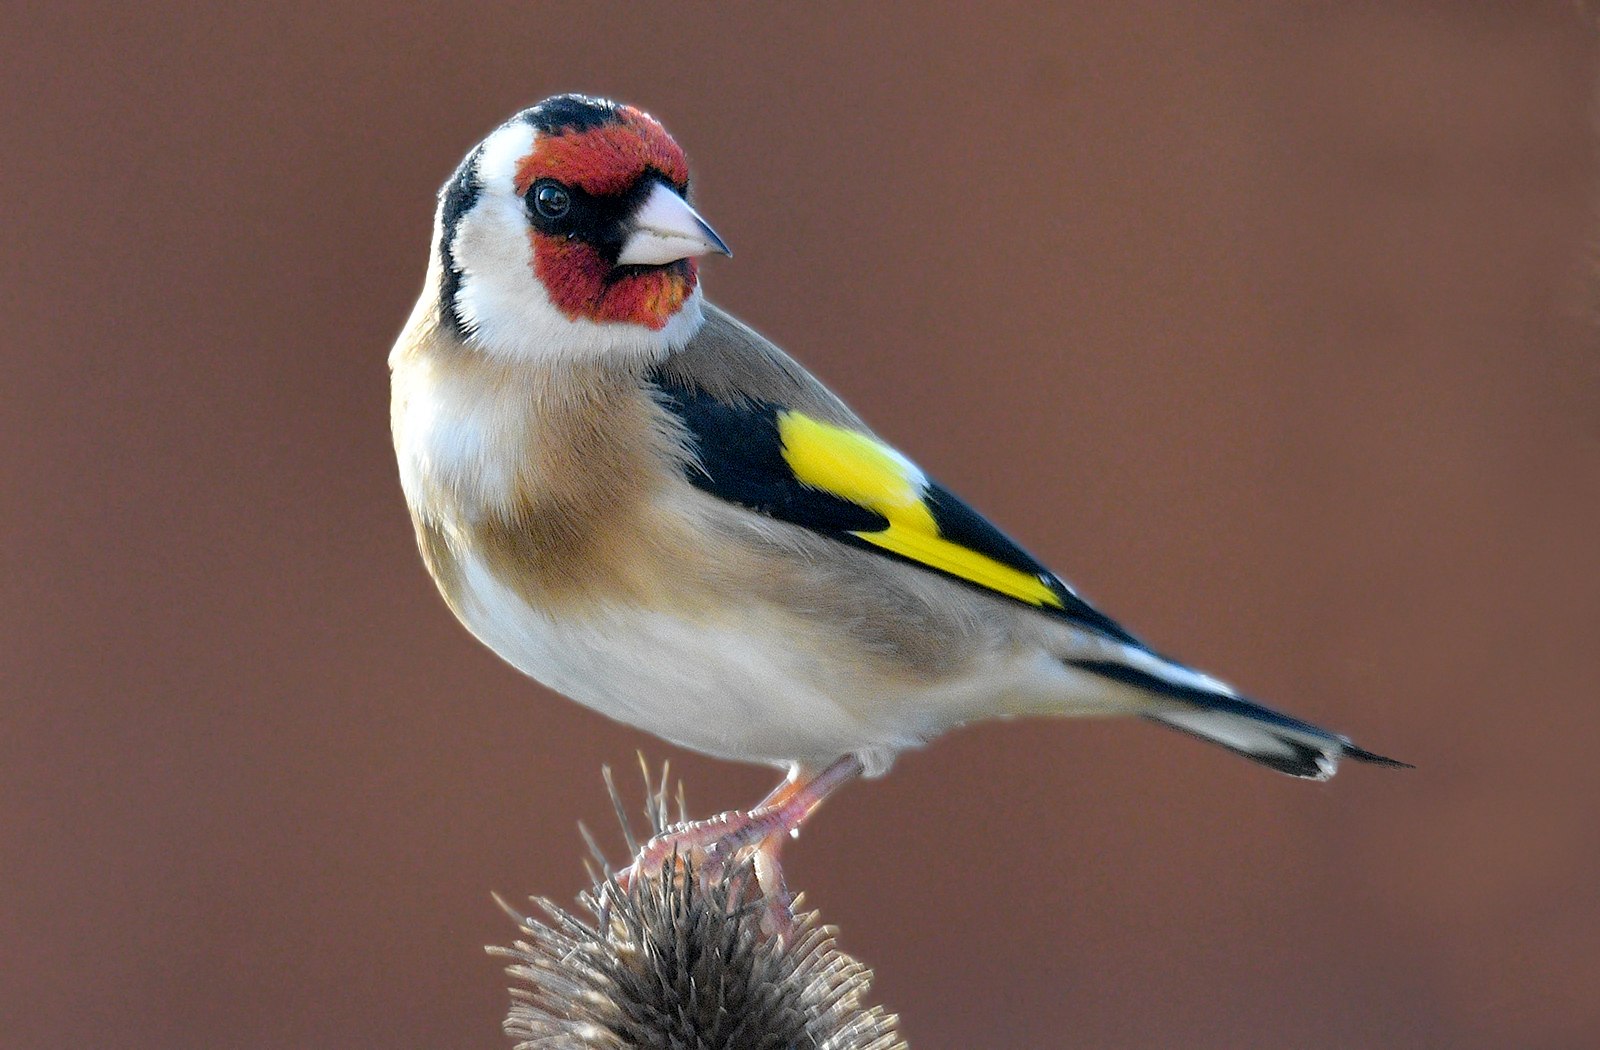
[{"left": 5, "top": 3, "right": 1598, "bottom": 1047}]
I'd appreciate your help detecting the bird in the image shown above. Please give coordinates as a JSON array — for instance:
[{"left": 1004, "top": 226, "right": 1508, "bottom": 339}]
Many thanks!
[{"left": 390, "top": 94, "right": 1405, "bottom": 881}]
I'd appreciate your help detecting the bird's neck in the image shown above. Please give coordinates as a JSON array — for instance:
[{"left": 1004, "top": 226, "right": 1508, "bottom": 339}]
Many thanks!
[{"left": 392, "top": 308, "right": 674, "bottom": 529}]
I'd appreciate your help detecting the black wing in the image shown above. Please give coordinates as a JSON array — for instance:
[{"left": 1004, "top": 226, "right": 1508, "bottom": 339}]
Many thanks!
[{"left": 652, "top": 373, "right": 1142, "bottom": 646}]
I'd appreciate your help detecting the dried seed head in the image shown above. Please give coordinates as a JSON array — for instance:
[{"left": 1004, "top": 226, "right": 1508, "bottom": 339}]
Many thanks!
[{"left": 488, "top": 763, "right": 903, "bottom": 1050}]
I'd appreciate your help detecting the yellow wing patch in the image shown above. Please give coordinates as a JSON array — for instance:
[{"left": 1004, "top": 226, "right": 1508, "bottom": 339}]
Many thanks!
[{"left": 776, "top": 412, "right": 1064, "bottom": 609}]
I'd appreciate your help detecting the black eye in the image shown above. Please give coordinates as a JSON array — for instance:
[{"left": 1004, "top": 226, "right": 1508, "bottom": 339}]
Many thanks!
[{"left": 532, "top": 181, "right": 570, "bottom": 219}]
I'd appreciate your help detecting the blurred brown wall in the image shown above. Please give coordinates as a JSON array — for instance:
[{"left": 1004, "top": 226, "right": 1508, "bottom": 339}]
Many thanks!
[{"left": 4, "top": 3, "right": 1598, "bottom": 1047}]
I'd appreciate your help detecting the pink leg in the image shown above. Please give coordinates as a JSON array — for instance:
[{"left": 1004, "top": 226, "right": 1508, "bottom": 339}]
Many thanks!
[
  {"left": 752, "top": 763, "right": 807, "bottom": 810},
  {"left": 616, "top": 755, "right": 864, "bottom": 921}
]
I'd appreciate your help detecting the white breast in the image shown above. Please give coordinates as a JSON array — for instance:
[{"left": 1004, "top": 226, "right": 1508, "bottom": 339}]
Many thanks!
[{"left": 393, "top": 352, "right": 531, "bottom": 521}]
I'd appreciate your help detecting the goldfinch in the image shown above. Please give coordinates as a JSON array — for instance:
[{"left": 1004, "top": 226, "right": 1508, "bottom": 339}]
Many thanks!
[{"left": 390, "top": 95, "right": 1403, "bottom": 865}]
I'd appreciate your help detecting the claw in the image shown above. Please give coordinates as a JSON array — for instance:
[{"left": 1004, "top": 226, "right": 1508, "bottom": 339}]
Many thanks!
[{"left": 608, "top": 755, "right": 864, "bottom": 941}]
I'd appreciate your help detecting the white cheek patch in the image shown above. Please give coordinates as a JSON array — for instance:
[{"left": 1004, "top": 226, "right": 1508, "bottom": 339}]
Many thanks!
[
  {"left": 476, "top": 121, "right": 540, "bottom": 193},
  {"left": 449, "top": 123, "right": 548, "bottom": 351},
  {"left": 446, "top": 122, "right": 706, "bottom": 365}
]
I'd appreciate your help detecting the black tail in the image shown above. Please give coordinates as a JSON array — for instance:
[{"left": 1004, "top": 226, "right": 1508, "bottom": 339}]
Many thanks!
[{"left": 1068, "top": 658, "right": 1410, "bottom": 780}]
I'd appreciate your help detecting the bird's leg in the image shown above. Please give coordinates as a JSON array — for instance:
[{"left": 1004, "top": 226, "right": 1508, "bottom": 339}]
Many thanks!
[
  {"left": 742, "top": 766, "right": 832, "bottom": 932},
  {"left": 741, "top": 764, "right": 809, "bottom": 911},
  {"left": 612, "top": 755, "right": 863, "bottom": 927},
  {"left": 753, "top": 763, "right": 808, "bottom": 809},
  {"left": 716, "top": 754, "right": 862, "bottom": 885}
]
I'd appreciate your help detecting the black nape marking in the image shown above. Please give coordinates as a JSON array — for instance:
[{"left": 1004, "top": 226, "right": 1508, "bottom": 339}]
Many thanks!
[
  {"left": 519, "top": 93, "right": 622, "bottom": 135},
  {"left": 437, "top": 141, "right": 486, "bottom": 337}
]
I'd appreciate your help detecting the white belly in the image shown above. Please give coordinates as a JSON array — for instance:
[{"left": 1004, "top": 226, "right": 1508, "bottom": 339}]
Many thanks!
[
  {"left": 448, "top": 548, "right": 1082, "bottom": 775},
  {"left": 457, "top": 544, "right": 915, "bottom": 768}
]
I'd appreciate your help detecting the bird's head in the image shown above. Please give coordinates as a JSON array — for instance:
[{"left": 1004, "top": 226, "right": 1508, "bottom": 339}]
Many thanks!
[{"left": 433, "top": 94, "right": 729, "bottom": 362}]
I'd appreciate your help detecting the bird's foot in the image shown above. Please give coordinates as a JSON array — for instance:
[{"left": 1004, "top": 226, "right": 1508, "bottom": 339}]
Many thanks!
[
  {"left": 607, "top": 806, "right": 798, "bottom": 937},
  {"left": 606, "top": 755, "right": 863, "bottom": 940}
]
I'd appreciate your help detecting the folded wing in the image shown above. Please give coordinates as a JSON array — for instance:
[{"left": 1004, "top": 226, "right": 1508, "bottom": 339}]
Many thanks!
[{"left": 651, "top": 371, "right": 1141, "bottom": 646}]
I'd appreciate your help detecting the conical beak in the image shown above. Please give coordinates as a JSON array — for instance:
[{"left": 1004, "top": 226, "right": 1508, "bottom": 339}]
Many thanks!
[{"left": 616, "top": 182, "right": 732, "bottom": 267}]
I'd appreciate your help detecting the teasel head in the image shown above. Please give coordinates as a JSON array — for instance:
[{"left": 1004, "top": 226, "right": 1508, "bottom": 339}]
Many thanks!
[{"left": 488, "top": 762, "right": 903, "bottom": 1050}]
